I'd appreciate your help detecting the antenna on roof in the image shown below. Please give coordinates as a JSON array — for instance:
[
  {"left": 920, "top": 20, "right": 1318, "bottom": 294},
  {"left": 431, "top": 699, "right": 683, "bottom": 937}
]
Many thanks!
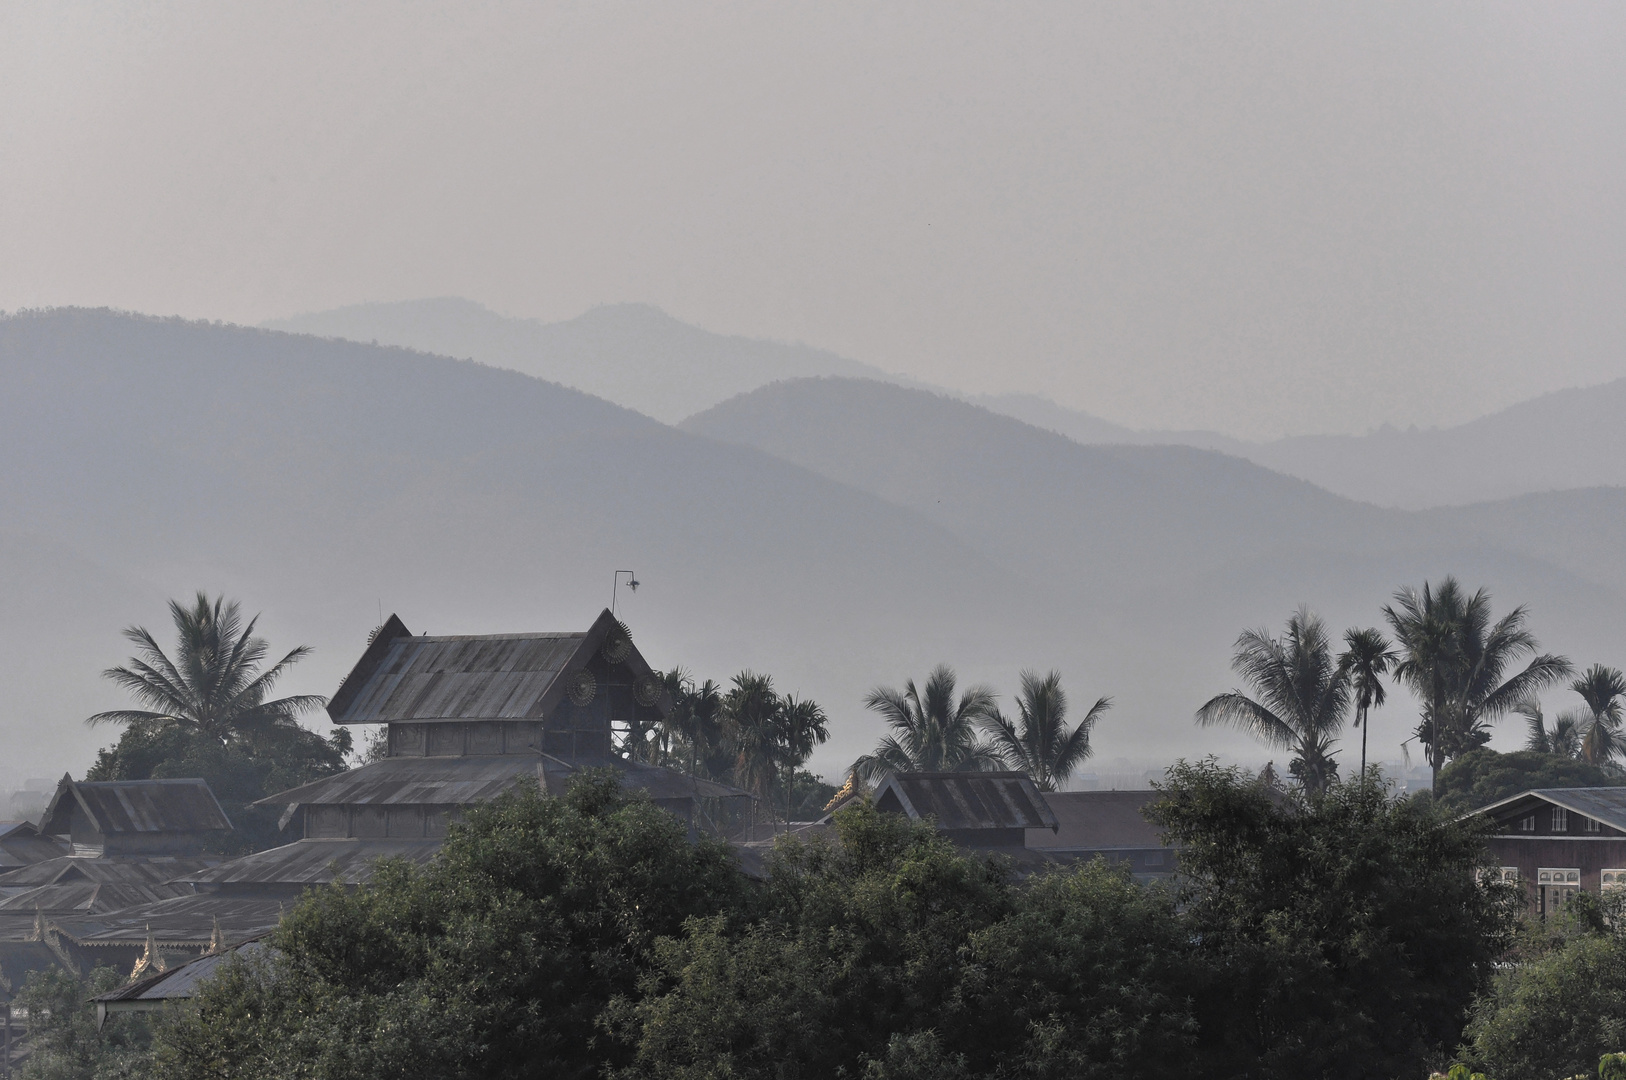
[{"left": 611, "top": 570, "right": 640, "bottom": 615}]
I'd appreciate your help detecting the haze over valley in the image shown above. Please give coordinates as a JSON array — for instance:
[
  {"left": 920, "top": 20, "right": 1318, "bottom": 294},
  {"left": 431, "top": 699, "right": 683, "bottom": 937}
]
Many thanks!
[{"left": 5, "top": 306, "right": 1625, "bottom": 783}]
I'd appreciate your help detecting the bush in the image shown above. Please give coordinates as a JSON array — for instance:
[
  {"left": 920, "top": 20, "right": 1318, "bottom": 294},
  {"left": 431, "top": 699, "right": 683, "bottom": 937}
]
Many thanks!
[{"left": 1461, "top": 896, "right": 1626, "bottom": 1080}]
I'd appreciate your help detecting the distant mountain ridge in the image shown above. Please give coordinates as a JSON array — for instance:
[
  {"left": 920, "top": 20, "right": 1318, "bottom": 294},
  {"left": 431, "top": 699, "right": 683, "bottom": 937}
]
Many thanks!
[
  {"left": 268, "top": 297, "right": 1626, "bottom": 509},
  {"left": 263, "top": 298, "right": 896, "bottom": 425},
  {"left": 4, "top": 309, "right": 1624, "bottom": 781}
]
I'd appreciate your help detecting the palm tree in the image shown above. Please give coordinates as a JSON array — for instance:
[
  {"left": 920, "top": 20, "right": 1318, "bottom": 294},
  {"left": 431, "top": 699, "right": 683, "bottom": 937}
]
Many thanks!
[
  {"left": 981, "top": 670, "right": 1111, "bottom": 791},
  {"left": 1384, "top": 578, "right": 1572, "bottom": 793},
  {"left": 1196, "top": 607, "right": 1350, "bottom": 796},
  {"left": 1520, "top": 700, "right": 1584, "bottom": 759},
  {"left": 723, "top": 671, "right": 783, "bottom": 809},
  {"left": 1339, "top": 627, "right": 1395, "bottom": 782},
  {"left": 854, "top": 664, "right": 1001, "bottom": 782},
  {"left": 778, "top": 695, "right": 829, "bottom": 826},
  {"left": 87, "top": 593, "right": 324, "bottom": 744},
  {"left": 660, "top": 670, "right": 726, "bottom": 779},
  {"left": 1572, "top": 664, "right": 1626, "bottom": 768}
]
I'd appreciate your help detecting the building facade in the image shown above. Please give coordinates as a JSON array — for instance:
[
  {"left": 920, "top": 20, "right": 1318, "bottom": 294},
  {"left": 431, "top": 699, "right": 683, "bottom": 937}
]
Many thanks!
[{"left": 1475, "top": 787, "right": 1626, "bottom": 918}]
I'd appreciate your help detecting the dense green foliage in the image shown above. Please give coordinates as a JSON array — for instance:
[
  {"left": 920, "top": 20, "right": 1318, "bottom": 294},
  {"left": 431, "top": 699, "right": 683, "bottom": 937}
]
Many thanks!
[
  {"left": 112, "top": 764, "right": 1517, "bottom": 1080},
  {"left": 1460, "top": 893, "right": 1626, "bottom": 1080},
  {"left": 1149, "top": 760, "right": 1516, "bottom": 1079},
  {"left": 16, "top": 966, "right": 149, "bottom": 1080},
  {"left": 1425, "top": 747, "right": 1626, "bottom": 815},
  {"left": 146, "top": 771, "right": 745, "bottom": 1080},
  {"left": 610, "top": 804, "right": 1199, "bottom": 1080}
]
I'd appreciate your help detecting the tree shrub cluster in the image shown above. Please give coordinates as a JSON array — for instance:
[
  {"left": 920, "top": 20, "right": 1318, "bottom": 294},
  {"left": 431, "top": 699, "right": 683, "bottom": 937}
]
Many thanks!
[{"left": 30, "top": 762, "right": 1505, "bottom": 1080}]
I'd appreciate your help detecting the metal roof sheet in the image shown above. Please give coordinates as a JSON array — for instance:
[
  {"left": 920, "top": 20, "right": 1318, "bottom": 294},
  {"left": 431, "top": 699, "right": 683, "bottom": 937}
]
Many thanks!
[
  {"left": 326, "top": 609, "right": 673, "bottom": 725},
  {"left": 180, "top": 838, "right": 444, "bottom": 886},
  {"left": 259, "top": 755, "right": 748, "bottom": 808},
  {"left": 0, "top": 855, "right": 220, "bottom": 889},
  {"left": 61, "top": 896, "right": 285, "bottom": 947},
  {"left": 1473, "top": 786, "right": 1626, "bottom": 831},
  {"left": 1026, "top": 790, "right": 1168, "bottom": 850},
  {"left": 38, "top": 777, "right": 232, "bottom": 837},
  {"left": 93, "top": 940, "right": 270, "bottom": 1002},
  {"left": 875, "top": 772, "right": 1059, "bottom": 832},
  {"left": 0, "top": 879, "right": 194, "bottom": 915}
]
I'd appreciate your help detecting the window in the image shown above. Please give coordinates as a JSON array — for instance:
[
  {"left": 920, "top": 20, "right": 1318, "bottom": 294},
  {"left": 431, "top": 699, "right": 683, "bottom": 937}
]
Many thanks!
[
  {"left": 1537, "top": 868, "right": 1582, "bottom": 918},
  {"left": 1586, "top": 817, "right": 1602, "bottom": 833},
  {"left": 1519, "top": 814, "right": 1537, "bottom": 832},
  {"left": 1498, "top": 867, "right": 1519, "bottom": 884},
  {"left": 1553, "top": 807, "right": 1569, "bottom": 831},
  {"left": 1603, "top": 870, "right": 1626, "bottom": 892}
]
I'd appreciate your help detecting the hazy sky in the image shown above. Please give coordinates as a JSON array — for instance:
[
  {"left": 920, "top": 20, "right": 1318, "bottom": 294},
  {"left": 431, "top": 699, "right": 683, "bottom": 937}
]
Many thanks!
[{"left": 3, "top": 2, "right": 1623, "bottom": 438}]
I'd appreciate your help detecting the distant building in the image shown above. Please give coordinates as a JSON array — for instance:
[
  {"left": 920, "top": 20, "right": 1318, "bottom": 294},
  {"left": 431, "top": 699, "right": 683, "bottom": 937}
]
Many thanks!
[
  {"left": 1473, "top": 787, "right": 1626, "bottom": 918},
  {"left": 867, "top": 771, "right": 1058, "bottom": 848},
  {"left": 37, "top": 776, "right": 232, "bottom": 857},
  {"left": 1025, "top": 790, "right": 1177, "bottom": 882}
]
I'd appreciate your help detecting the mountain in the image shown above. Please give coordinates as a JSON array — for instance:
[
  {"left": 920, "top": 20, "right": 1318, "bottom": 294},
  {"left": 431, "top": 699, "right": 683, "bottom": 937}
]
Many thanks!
[
  {"left": 7, "top": 311, "right": 1622, "bottom": 783},
  {"left": 973, "top": 382, "right": 1626, "bottom": 511},
  {"left": 1240, "top": 381, "right": 1626, "bottom": 508},
  {"left": 681, "top": 377, "right": 1626, "bottom": 747},
  {"left": 262, "top": 298, "right": 895, "bottom": 425},
  {"left": 269, "top": 297, "right": 1626, "bottom": 512}
]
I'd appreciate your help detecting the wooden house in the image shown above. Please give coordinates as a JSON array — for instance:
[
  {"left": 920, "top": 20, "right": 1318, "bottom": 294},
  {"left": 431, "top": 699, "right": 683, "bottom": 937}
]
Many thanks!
[
  {"left": 257, "top": 609, "right": 748, "bottom": 843},
  {"left": 1474, "top": 787, "right": 1626, "bottom": 918}
]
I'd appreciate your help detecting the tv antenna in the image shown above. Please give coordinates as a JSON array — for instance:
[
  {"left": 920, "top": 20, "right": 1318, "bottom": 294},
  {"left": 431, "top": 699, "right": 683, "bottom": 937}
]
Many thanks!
[{"left": 611, "top": 570, "right": 640, "bottom": 615}]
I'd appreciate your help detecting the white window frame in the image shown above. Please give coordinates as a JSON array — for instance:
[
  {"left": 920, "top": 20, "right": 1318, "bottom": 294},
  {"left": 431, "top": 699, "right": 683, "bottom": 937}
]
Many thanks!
[
  {"left": 1519, "top": 814, "right": 1537, "bottom": 832},
  {"left": 1553, "top": 807, "right": 1569, "bottom": 831},
  {"left": 1585, "top": 817, "right": 1602, "bottom": 834},
  {"left": 1602, "top": 869, "right": 1626, "bottom": 892}
]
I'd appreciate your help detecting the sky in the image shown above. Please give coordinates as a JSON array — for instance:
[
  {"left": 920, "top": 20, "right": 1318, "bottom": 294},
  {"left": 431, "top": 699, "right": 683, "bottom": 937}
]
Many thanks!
[{"left": 3, "top": 2, "right": 1624, "bottom": 438}]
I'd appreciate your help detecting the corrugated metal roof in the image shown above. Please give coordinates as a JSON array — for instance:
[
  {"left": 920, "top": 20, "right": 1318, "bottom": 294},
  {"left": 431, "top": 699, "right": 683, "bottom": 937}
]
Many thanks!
[
  {"left": 1473, "top": 786, "right": 1626, "bottom": 831},
  {"left": 0, "top": 823, "right": 66, "bottom": 867},
  {"left": 875, "top": 772, "right": 1059, "bottom": 832},
  {"left": 0, "top": 879, "right": 193, "bottom": 915},
  {"left": 334, "top": 633, "right": 584, "bottom": 724},
  {"left": 0, "top": 855, "right": 220, "bottom": 889},
  {"left": 93, "top": 940, "right": 270, "bottom": 1003},
  {"left": 326, "top": 609, "right": 674, "bottom": 725},
  {"left": 1025, "top": 790, "right": 1168, "bottom": 850},
  {"left": 61, "top": 897, "right": 285, "bottom": 947},
  {"left": 38, "top": 777, "right": 232, "bottom": 837},
  {"left": 180, "top": 838, "right": 443, "bottom": 886},
  {"left": 259, "top": 755, "right": 547, "bottom": 806},
  {"left": 259, "top": 755, "right": 748, "bottom": 808}
]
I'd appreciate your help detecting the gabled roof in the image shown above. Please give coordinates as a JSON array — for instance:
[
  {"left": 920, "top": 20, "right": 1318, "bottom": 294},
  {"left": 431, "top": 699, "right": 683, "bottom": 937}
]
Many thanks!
[
  {"left": 1027, "top": 790, "right": 1168, "bottom": 850},
  {"left": 37, "top": 777, "right": 232, "bottom": 838},
  {"left": 326, "top": 609, "right": 672, "bottom": 725},
  {"left": 92, "top": 940, "right": 269, "bottom": 1007},
  {"left": 93, "top": 943, "right": 269, "bottom": 1008},
  {"left": 1472, "top": 787, "right": 1626, "bottom": 832},
  {"left": 0, "top": 822, "right": 66, "bottom": 867},
  {"left": 874, "top": 772, "right": 1059, "bottom": 832}
]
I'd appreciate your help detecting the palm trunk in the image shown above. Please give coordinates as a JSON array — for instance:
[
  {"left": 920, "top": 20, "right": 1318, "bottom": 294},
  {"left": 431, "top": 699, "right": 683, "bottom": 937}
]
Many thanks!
[{"left": 1359, "top": 705, "right": 1368, "bottom": 781}]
